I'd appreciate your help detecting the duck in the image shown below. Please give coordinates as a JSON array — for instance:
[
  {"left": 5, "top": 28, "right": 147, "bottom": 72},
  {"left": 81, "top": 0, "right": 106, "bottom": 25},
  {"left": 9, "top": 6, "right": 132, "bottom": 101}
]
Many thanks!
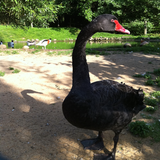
[
  {"left": 123, "top": 43, "right": 132, "bottom": 48},
  {"left": 62, "top": 14, "right": 146, "bottom": 160},
  {"left": 140, "top": 39, "right": 149, "bottom": 46},
  {"left": 36, "top": 38, "right": 51, "bottom": 49}
]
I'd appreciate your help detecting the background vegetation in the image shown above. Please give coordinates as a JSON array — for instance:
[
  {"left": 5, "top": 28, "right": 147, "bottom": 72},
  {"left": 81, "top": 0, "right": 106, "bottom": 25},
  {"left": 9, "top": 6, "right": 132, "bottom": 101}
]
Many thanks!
[{"left": 0, "top": 0, "right": 160, "bottom": 35}]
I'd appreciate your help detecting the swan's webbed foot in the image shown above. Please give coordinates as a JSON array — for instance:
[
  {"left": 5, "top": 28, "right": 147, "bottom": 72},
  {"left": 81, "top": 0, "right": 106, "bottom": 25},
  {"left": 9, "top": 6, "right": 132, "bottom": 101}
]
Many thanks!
[
  {"left": 80, "top": 131, "right": 104, "bottom": 150},
  {"left": 93, "top": 153, "right": 115, "bottom": 160}
]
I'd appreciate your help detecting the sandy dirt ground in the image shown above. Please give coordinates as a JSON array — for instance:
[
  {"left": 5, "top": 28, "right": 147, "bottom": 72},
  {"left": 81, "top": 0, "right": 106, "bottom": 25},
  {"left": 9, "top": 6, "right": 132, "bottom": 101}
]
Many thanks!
[{"left": 0, "top": 49, "right": 160, "bottom": 160}]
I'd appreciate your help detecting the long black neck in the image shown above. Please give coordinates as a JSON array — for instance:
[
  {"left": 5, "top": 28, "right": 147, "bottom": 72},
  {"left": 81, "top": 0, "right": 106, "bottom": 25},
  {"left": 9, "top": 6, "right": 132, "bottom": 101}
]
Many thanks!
[{"left": 72, "top": 22, "right": 97, "bottom": 88}]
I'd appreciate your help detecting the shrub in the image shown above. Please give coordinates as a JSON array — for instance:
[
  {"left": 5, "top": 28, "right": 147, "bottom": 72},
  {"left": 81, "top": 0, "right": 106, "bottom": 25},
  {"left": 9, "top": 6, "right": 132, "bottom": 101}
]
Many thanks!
[
  {"left": 145, "top": 79, "right": 154, "bottom": 85},
  {"left": 153, "top": 69, "right": 160, "bottom": 76},
  {"left": 129, "top": 121, "right": 151, "bottom": 138},
  {"left": 144, "top": 106, "right": 157, "bottom": 114},
  {"left": 0, "top": 71, "right": 5, "bottom": 76},
  {"left": 12, "top": 69, "right": 21, "bottom": 73},
  {"left": 144, "top": 97, "right": 157, "bottom": 106},
  {"left": 122, "top": 20, "right": 153, "bottom": 35}
]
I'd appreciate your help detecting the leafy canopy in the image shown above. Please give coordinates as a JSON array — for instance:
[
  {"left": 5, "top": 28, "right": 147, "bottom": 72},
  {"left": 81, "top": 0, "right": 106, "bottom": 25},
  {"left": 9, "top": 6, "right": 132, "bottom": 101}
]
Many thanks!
[{"left": 0, "top": 0, "right": 62, "bottom": 27}]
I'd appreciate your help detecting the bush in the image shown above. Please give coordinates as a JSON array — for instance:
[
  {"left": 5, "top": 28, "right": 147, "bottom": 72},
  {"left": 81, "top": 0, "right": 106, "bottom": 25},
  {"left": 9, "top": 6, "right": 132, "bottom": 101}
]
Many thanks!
[
  {"left": 0, "top": 71, "right": 5, "bottom": 76},
  {"left": 129, "top": 121, "right": 151, "bottom": 138},
  {"left": 144, "top": 97, "right": 157, "bottom": 106},
  {"left": 122, "top": 20, "right": 154, "bottom": 35},
  {"left": 144, "top": 106, "right": 157, "bottom": 114},
  {"left": 145, "top": 79, "right": 154, "bottom": 85}
]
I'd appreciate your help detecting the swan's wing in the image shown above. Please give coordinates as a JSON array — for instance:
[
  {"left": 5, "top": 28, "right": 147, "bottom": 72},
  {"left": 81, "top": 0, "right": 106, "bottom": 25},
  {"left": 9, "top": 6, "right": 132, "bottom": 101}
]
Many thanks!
[
  {"left": 91, "top": 80, "right": 145, "bottom": 113},
  {"left": 91, "top": 80, "right": 142, "bottom": 94}
]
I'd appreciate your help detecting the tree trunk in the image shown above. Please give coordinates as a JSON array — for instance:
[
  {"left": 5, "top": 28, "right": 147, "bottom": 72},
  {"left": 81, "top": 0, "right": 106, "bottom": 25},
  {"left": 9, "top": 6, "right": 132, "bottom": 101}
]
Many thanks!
[
  {"left": 31, "top": 22, "right": 33, "bottom": 28},
  {"left": 144, "top": 21, "right": 147, "bottom": 35}
]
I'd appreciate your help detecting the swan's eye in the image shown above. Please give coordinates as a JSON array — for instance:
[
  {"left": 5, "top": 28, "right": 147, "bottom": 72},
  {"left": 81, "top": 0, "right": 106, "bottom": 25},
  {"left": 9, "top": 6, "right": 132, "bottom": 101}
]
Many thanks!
[{"left": 111, "top": 19, "right": 115, "bottom": 23}]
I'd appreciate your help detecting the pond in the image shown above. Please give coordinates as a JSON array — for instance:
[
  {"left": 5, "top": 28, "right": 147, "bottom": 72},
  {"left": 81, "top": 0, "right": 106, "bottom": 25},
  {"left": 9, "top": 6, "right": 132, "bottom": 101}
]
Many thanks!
[{"left": 1, "top": 40, "right": 160, "bottom": 50}]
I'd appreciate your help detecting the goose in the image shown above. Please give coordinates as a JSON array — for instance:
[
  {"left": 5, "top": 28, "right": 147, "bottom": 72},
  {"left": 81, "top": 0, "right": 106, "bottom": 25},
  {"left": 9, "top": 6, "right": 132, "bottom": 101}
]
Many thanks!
[
  {"left": 36, "top": 38, "right": 51, "bottom": 49},
  {"left": 62, "top": 14, "right": 146, "bottom": 160}
]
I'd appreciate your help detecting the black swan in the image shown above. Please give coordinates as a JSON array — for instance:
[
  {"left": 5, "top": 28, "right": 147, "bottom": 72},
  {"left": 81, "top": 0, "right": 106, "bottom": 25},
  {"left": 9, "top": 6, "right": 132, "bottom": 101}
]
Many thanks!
[{"left": 62, "top": 14, "right": 146, "bottom": 160}]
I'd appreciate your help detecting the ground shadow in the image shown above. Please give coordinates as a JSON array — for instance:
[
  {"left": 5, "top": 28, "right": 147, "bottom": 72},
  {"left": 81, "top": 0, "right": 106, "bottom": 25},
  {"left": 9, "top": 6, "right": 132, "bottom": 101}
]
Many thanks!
[{"left": 0, "top": 52, "right": 160, "bottom": 160}]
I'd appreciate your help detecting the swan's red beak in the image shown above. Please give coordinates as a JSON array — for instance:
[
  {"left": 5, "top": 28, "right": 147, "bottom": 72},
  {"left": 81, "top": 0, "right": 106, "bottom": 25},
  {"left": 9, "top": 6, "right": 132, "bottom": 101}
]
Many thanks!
[{"left": 112, "top": 20, "right": 130, "bottom": 34}]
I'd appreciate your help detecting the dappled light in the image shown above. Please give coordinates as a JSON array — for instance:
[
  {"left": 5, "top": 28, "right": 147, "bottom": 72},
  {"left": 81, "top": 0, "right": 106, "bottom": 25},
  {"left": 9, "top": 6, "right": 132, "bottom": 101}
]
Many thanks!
[{"left": 0, "top": 51, "right": 160, "bottom": 160}]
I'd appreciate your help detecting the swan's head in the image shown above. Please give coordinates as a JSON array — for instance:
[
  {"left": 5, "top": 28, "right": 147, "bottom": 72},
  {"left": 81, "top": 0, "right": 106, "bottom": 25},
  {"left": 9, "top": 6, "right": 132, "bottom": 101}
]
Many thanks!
[{"left": 92, "top": 14, "right": 130, "bottom": 34}]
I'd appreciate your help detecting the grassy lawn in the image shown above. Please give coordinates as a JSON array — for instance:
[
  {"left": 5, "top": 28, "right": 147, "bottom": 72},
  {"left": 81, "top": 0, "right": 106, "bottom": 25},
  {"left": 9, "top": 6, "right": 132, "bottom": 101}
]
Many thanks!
[{"left": 0, "top": 25, "right": 159, "bottom": 43}]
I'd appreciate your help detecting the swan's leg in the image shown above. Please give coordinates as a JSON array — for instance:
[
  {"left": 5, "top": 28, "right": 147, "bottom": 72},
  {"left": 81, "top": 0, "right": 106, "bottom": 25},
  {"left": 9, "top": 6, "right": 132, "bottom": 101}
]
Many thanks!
[
  {"left": 93, "top": 131, "right": 120, "bottom": 160},
  {"left": 111, "top": 131, "right": 120, "bottom": 159},
  {"left": 80, "top": 131, "right": 104, "bottom": 150}
]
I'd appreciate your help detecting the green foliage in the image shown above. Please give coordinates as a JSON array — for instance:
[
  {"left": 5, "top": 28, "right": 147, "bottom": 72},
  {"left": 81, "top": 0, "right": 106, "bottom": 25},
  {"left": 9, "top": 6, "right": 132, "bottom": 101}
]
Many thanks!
[
  {"left": 55, "top": 0, "right": 160, "bottom": 35},
  {"left": 153, "top": 69, "right": 160, "bottom": 76},
  {"left": 140, "top": 113, "right": 153, "bottom": 119},
  {"left": 123, "top": 21, "right": 153, "bottom": 35},
  {"left": 129, "top": 121, "right": 151, "bottom": 138},
  {"left": 144, "top": 97, "right": 158, "bottom": 107},
  {"left": 133, "top": 73, "right": 151, "bottom": 79},
  {"left": 133, "top": 74, "right": 144, "bottom": 78},
  {"left": 30, "top": 49, "right": 40, "bottom": 54},
  {"left": 12, "top": 50, "right": 19, "bottom": 54},
  {"left": 150, "top": 119, "right": 160, "bottom": 142},
  {"left": 12, "top": 69, "right": 20, "bottom": 73},
  {"left": 144, "top": 106, "right": 157, "bottom": 114},
  {"left": 150, "top": 91, "right": 160, "bottom": 103},
  {"left": 151, "top": 91, "right": 160, "bottom": 98},
  {"left": 0, "top": 0, "right": 62, "bottom": 27},
  {"left": 9, "top": 67, "right": 14, "bottom": 70},
  {"left": 145, "top": 79, "right": 154, "bottom": 86},
  {"left": 0, "top": 71, "right": 5, "bottom": 76}
]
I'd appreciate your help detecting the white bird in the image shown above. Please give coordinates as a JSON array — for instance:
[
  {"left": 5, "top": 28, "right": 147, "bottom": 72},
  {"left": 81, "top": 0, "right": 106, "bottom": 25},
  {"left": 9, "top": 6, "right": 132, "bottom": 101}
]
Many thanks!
[
  {"left": 27, "top": 40, "right": 36, "bottom": 46},
  {"left": 36, "top": 38, "right": 51, "bottom": 49}
]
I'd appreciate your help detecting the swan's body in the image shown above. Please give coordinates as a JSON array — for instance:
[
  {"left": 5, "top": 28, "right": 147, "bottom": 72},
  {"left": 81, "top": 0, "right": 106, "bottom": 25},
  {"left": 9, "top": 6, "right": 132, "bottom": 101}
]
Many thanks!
[
  {"left": 36, "top": 38, "right": 51, "bottom": 49},
  {"left": 62, "top": 14, "right": 145, "bottom": 160}
]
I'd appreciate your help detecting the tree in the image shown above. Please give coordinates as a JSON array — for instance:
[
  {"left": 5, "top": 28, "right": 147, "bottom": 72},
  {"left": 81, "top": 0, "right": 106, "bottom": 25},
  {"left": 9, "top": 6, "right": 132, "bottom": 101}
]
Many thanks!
[
  {"left": 0, "top": 0, "right": 62, "bottom": 28},
  {"left": 95, "top": 0, "right": 160, "bottom": 34},
  {"left": 55, "top": 0, "right": 160, "bottom": 34}
]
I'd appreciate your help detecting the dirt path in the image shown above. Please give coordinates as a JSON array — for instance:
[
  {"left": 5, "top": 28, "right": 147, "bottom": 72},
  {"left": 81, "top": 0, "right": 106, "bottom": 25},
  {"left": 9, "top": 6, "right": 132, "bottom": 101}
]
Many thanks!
[{"left": 0, "top": 50, "right": 160, "bottom": 160}]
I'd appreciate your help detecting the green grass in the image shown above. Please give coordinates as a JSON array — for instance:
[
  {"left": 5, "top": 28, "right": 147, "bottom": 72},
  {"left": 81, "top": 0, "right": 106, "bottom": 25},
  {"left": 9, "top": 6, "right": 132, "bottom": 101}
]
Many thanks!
[
  {"left": 133, "top": 72, "right": 151, "bottom": 79},
  {"left": 130, "top": 91, "right": 160, "bottom": 142},
  {"left": 9, "top": 67, "right": 14, "bottom": 70},
  {"left": 144, "top": 106, "right": 157, "bottom": 114},
  {"left": 145, "top": 79, "right": 154, "bottom": 85},
  {"left": 153, "top": 69, "right": 160, "bottom": 76},
  {"left": 150, "top": 118, "right": 160, "bottom": 142},
  {"left": 29, "top": 49, "right": 40, "bottom": 54},
  {"left": 46, "top": 50, "right": 72, "bottom": 56},
  {"left": 145, "top": 97, "right": 158, "bottom": 107},
  {"left": 133, "top": 69, "right": 160, "bottom": 87},
  {"left": 129, "top": 121, "right": 152, "bottom": 138},
  {"left": 0, "top": 25, "right": 134, "bottom": 43},
  {"left": 129, "top": 119, "right": 160, "bottom": 142},
  {"left": 0, "top": 71, "right": 5, "bottom": 76},
  {"left": 12, "top": 69, "right": 21, "bottom": 73},
  {"left": 12, "top": 50, "right": 19, "bottom": 54}
]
